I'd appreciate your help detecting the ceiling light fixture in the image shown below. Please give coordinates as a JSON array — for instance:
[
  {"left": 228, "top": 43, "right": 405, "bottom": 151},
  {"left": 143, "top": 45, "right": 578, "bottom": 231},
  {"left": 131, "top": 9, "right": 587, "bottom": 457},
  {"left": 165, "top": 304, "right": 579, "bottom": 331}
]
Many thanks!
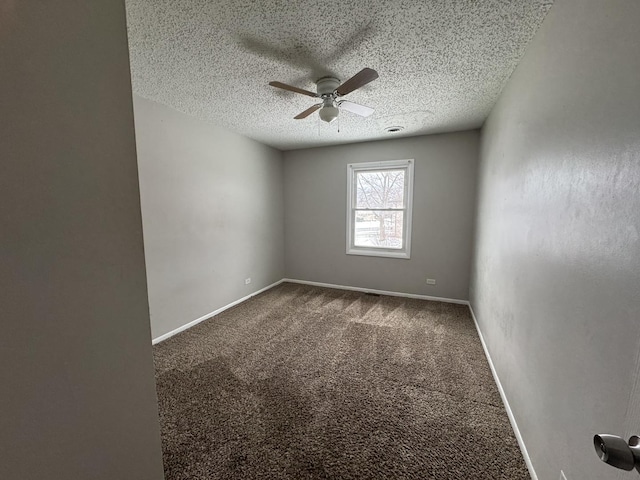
[{"left": 319, "top": 98, "right": 339, "bottom": 123}]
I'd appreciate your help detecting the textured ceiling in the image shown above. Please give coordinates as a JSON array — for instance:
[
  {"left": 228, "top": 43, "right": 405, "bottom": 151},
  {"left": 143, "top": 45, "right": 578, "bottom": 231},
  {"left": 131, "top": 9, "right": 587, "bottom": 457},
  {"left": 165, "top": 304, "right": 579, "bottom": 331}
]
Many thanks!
[{"left": 126, "top": 0, "right": 553, "bottom": 150}]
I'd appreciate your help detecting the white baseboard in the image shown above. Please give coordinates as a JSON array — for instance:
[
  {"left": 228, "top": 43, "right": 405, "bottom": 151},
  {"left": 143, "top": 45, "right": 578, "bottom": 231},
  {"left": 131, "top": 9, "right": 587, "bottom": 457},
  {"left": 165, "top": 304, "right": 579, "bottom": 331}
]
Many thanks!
[
  {"left": 152, "top": 278, "right": 467, "bottom": 345},
  {"left": 152, "top": 279, "right": 284, "bottom": 345},
  {"left": 151, "top": 277, "right": 532, "bottom": 478},
  {"left": 282, "top": 278, "right": 469, "bottom": 305},
  {"left": 468, "top": 304, "right": 537, "bottom": 480}
]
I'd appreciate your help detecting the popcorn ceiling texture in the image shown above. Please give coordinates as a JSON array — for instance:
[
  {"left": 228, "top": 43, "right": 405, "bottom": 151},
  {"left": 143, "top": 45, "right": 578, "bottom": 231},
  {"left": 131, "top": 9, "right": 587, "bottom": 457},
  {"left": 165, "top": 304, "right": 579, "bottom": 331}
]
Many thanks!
[{"left": 126, "top": 0, "right": 553, "bottom": 150}]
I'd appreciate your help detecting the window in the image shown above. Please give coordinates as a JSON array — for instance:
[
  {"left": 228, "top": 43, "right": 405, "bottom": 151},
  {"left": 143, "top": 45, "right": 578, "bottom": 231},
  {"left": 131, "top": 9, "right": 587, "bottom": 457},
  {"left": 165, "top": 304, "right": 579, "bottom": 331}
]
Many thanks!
[{"left": 347, "top": 159, "right": 414, "bottom": 259}]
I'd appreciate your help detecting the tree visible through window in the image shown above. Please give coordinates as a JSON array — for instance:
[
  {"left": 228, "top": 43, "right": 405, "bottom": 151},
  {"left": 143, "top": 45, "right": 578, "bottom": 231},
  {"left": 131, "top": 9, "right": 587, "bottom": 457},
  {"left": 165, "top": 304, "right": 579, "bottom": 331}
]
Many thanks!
[
  {"left": 347, "top": 160, "right": 414, "bottom": 258},
  {"left": 355, "top": 169, "right": 405, "bottom": 248}
]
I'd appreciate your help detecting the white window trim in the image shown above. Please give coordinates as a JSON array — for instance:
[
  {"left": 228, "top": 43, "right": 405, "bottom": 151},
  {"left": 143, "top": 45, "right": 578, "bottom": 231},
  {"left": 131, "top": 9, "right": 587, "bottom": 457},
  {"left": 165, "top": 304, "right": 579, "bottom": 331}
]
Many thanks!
[{"left": 346, "top": 159, "right": 414, "bottom": 259}]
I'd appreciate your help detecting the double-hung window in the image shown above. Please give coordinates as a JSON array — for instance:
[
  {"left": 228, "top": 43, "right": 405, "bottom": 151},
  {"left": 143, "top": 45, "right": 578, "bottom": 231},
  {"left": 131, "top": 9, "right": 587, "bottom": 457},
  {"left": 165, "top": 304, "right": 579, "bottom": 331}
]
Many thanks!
[{"left": 346, "top": 159, "right": 414, "bottom": 259}]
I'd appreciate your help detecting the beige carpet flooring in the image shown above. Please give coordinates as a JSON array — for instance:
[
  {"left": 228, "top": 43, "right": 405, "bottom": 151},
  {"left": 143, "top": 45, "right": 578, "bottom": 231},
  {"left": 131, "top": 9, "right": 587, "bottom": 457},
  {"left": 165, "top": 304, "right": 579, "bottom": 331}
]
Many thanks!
[{"left": 153, "top": 282, "right": 529, "bottom": 479}]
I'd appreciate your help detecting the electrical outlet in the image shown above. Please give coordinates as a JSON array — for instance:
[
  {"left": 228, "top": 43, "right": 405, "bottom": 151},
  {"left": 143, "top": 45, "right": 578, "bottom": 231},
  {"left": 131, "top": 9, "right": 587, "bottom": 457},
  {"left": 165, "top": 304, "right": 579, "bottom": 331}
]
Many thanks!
[
  {"left": 245, "top": 278, "right": 251, "bottom": 285},
  {"left": 426, "top": 278, "right": 436, "bottom": 285},
  {"left": 560, "top": 470, "right": 568, "bottom": 480}
]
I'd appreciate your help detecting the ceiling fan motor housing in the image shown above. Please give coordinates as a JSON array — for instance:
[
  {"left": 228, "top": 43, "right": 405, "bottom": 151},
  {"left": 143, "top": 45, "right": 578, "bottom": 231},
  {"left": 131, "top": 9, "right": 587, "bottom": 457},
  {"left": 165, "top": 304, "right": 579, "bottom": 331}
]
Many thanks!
[{"left": 316, "top": 77, "right": 340, "bottom": 96}]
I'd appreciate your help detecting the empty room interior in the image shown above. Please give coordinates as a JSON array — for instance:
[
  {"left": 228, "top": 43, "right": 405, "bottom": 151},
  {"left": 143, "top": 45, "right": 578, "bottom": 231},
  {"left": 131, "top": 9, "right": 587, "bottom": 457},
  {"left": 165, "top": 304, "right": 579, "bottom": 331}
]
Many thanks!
[{"left": 3, "top": 0, "right": 640, "bottom": 479}]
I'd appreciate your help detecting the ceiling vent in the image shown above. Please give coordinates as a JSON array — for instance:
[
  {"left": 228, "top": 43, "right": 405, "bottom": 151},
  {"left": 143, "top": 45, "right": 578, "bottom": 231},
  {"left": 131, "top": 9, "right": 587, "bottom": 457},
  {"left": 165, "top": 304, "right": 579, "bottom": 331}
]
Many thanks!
[{"left": 384, "top": 126, "right": 404, "bottom": 133}]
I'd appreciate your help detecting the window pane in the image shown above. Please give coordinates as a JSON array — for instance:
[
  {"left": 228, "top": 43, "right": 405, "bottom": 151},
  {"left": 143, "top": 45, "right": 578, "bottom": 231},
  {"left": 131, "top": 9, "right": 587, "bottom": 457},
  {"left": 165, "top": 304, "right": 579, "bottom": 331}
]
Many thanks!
[
  {"left": 354, "top": 210, "right": 404, "bottom": 249},
  {"left": 355, "top": 169, "right": 405, "bottom": 209}
]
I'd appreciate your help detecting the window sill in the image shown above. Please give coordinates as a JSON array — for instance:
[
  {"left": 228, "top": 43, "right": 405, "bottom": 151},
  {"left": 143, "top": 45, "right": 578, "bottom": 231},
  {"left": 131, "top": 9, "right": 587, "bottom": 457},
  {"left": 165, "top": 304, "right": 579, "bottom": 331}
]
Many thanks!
[{"left": 346, "top": 248, "right": 411, "bottom": 259}]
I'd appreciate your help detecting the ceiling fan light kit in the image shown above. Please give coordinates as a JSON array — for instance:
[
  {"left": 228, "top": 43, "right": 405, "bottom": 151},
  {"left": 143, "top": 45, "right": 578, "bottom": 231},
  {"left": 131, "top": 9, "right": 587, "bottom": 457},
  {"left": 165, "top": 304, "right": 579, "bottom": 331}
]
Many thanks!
[
  {"left": 269, "top": 68, "right": 379, "bottom": 124},
  {"left": 319, "top": 103, "right": 339, "bottom": 123},
  {"left": 317, "top": 77, "right": 340, "bottom": 124}
]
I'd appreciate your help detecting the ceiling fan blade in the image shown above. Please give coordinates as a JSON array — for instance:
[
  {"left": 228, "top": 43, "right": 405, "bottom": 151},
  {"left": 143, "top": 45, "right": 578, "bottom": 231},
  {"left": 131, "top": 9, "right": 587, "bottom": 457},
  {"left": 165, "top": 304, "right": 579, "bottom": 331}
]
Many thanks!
[
  {"left": 335, "top": 68, "right": 379, "bottom": 96},
  {"left": 338, "top": 100, "right": 374, "bottom": 117},
  {"left": 269, "top": 81, "right": 318, "bottom": 98},
  {"left": 294, "top": 103, "right": 322, "bottom": 119}
]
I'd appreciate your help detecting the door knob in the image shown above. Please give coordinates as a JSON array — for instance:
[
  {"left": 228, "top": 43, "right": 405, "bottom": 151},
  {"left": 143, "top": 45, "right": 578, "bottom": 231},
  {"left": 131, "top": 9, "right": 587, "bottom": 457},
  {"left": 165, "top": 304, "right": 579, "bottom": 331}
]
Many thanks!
[{"left": 594, "top": 434, "right": 640, "bottom": 473}]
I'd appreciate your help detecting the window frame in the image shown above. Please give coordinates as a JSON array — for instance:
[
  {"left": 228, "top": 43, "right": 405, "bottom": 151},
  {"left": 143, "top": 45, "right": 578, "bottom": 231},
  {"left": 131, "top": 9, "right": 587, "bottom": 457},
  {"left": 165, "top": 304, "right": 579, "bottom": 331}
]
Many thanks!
[{"left": 346, "top": 159, "right": 414, "bottom": 259}]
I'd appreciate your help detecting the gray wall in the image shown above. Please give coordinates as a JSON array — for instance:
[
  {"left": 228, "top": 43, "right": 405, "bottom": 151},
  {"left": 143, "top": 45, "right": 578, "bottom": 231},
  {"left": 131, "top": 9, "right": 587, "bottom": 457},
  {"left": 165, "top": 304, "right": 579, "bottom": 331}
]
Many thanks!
[
  {"left": 0, "top": 2, "right": 164, "bottom": 479},
  {"left": 470, "top": 1, "right": 640, "bottom": 479},
  {"left": 133, "top": 96, "right": 285, "bottom": 340},
  {"left": 284, "top": 132, "right": 479, "bottom": 300}
]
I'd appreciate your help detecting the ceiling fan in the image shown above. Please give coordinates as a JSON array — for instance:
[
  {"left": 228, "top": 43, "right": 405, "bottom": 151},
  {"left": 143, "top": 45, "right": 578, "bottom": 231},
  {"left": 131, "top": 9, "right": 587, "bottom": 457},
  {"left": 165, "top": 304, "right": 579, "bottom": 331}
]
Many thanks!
[{"left": 269, "top": 68, "right": 379, "bottom": 123}]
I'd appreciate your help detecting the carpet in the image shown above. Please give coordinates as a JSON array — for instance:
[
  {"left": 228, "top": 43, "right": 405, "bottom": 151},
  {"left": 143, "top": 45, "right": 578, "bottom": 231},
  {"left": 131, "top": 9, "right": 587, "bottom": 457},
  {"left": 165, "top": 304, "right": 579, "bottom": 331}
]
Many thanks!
[{"left": 153, "top": 282, "right": 529, "bottom": 479}]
